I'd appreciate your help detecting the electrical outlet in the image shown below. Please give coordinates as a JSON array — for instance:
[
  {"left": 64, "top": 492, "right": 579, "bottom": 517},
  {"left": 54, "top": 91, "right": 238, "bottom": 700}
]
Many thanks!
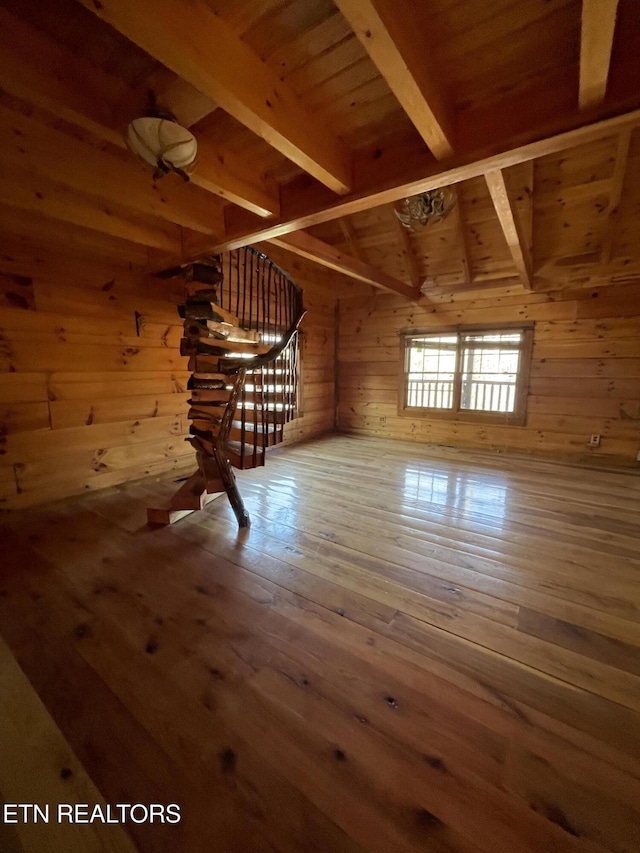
[
  {"left": 589, "top": 434, "right": 601, "bottom": 447},
  {"left": 379, "top": 416, "right": 386, "bottom": 425}
]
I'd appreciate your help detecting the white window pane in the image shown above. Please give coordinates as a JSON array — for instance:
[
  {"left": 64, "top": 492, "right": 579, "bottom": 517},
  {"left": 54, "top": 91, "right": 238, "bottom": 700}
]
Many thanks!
[
  {"left": 460, "top": 343, "right": 521, "bottom": 413},
  {"left": 406, "top": 335, "right": 456, "bottom": 409},
  {"left": 404, "top": 329, "right": 527, "bottom": 416}
]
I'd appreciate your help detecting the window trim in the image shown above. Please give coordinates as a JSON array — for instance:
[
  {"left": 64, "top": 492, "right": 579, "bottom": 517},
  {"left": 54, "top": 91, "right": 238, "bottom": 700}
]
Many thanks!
[{"left": 398, "top": 323, "right": 533, "bottom": 426}]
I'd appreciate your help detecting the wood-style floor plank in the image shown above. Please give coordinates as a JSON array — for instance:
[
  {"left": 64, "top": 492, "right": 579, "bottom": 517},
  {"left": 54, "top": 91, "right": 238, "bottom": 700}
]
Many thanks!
[
  {"left": 0, "top": 630, "right": 139, "bottom": 853},
  {"left": 1, "top": 434, "right": 639, "bottom": 852}
]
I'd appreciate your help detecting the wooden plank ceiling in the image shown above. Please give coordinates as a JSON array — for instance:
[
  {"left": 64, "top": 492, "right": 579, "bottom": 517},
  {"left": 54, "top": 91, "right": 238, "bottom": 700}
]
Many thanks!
[{"left": 0, "top": 0, "right": 639, "bottom": 297}]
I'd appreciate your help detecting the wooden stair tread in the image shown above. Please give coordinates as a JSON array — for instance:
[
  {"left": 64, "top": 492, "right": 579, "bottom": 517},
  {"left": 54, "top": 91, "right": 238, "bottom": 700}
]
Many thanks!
[
  {"left": 229, "top": 421, "right": 282, "bottom": 448},
  {"left": 234, "top": 407, "right": 289, "bottom": 424},
  {"left": 227, "top": 440, "right": 266, "bottom": 470},
  {"left": 227, "top": 440, "right": 265, "bottom": 456},
  {"left": 181, "top": 337, "right": 272, "bottom": 357},
  {"left": 231, "top": 419, "right": 279, "bottom": 433}
]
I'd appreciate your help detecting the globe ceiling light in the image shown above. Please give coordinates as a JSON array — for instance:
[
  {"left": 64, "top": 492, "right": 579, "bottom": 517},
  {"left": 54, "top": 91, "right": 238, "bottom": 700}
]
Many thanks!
[{"left": 127, "top": 115, "right": 198, "bottom": 181}]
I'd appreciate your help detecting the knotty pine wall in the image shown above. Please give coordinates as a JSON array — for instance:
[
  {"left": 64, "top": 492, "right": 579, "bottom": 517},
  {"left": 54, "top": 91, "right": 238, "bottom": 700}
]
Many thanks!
[
  {"left": 0, "top": 245, "right": 346, "bottom": 509},
  {"left": 338, "top": 280, "right": 640, "bottom": 468},
  {"left": 264, "top": 245, "right": 343, "bottom": 448}
]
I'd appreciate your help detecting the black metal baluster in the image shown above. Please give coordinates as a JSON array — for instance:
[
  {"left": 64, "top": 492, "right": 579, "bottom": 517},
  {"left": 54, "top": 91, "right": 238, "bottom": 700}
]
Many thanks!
[
  {"left": 239, "top": 370, "right": 246, "bottom": 466},
  {"left": 252, "top": 365, "right": 258, "bottom": 468},
  {"left": 248, "top": 251, "right": 255, "bottom": 334},
  {"left": 241, "top": 248, "right": 248, "bottom": 328},
  {"left": 237, "top": 249, "right": 243, "bottom": 320}
]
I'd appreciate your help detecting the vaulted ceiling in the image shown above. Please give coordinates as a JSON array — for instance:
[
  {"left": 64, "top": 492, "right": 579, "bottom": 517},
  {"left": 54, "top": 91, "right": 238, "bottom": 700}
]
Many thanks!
[{"left": 1, "top": 0, "right": 639, "bottom": 297}]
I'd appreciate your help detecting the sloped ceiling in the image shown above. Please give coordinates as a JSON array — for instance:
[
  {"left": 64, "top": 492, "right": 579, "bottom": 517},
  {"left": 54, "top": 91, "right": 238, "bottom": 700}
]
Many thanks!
[{"left": 0, "top": 0, "right": 638, "bottom": 296}]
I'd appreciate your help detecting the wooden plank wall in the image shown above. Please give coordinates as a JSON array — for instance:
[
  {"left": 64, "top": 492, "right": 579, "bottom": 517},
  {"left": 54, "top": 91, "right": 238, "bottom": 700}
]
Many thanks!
[
  {"left": 261, "top": 244, "right": 345, "bottom": 447},
  {"left": 0, "top": 251, "right": 192, "bottom": 510},
  {"left": 337, "top": 280, "right": 640, "bottom": 467},
  {"left": 0, "top": 246, "right": 344, "bottom": 509}
]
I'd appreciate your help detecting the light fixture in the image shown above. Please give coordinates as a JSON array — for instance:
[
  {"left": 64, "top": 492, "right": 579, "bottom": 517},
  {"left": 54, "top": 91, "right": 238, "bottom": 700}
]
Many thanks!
[
  {"left": 420, "top": 276, "right": 436, "bottom": 295},
  {"left": 395, "top": 188, "right": 455, "bottom": 230},
  {"left": 127, "top": 114, "right": 197, "bottom": 181}
]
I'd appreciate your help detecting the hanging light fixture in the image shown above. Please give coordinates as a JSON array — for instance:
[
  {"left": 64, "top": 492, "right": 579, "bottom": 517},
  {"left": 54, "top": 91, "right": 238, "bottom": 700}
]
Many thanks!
[
  {"left": 395, "top": 188, "right": 455, "bottom": 230},
  {"left": 127, "top": 113, "right": 197, "bottom": 181}
]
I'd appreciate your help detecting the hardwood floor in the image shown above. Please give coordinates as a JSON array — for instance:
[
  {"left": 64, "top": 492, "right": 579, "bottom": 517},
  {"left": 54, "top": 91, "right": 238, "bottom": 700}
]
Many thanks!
[{"left": 0, "top": 434, "right": 639, "bottom": 852}]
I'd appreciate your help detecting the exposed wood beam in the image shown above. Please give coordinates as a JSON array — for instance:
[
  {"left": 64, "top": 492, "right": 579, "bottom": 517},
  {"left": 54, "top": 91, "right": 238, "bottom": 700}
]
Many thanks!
[
  {"left": 338, "top": 218, "right": 364, "bottom": 261},
  {"left": 0, "top": 7, "right": 278, "bottom": 218},
  {"left": 154, "top": 77, "right": 217, "bottom": 129},
  {"left": 124, "top": 72, "right": 280, "bottom": 217},
  {"left": 601, "top": 126, "right": 632, "bottom": 264},
  {"left": 0, "top": 204, "right": 151, "bottom": 268},
  {"left": 0, "top": 7, "right": 127, "bottom": 149},
  {"left": 0, "top": 236, "right": 148, "bottom": 285},
  {"left": 267, "top": 232, "right": 419, "bottom": 299},
  {"left": 511, "top": 160, "right": 535, "bottom": 279},
  {"left": 0, "top": 164, "right": 182, "bottom": 254},
  {"left": 607, "top": 126, "right": 631, "bottom": 212},
  {"left": 192, "top": 140, "right": 280, "bottom": 218},
  {"left": 0, "top": 102, "right": 225, "bottom": 238},
  {"left": 335, "top": 0, "right": 454, "bottom": 158},
  {"left": 580, "top": 0, "right": 620, "bottom": 109},
  {"left": 177, "top": 107, "right": 640, "bottom": 265},
  {"left": 449, "top": 186, "right": 472, "bottom": 284},
  {"left": 389, "top": 211, "right": 421, "bottom": 290},
  {"left": 484, "top": 169, "right": 534, "bottom": 289},
  {"left": 113, "top": 66, "right": 218, "bottom": 129},
  {"left": 77, "top": 0, "right": 352, "bottom": 194}
]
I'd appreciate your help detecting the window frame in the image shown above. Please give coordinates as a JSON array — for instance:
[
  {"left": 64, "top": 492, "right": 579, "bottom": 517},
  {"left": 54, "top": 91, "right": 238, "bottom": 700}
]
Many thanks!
[{"left": 398, "top": 323, "right": 533, "bottom": 426}]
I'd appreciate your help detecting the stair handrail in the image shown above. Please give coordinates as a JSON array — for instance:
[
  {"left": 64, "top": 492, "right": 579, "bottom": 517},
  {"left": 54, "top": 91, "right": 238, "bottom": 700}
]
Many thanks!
[{"left": 218, "top": 246, "right": 305, "bottom": 373}]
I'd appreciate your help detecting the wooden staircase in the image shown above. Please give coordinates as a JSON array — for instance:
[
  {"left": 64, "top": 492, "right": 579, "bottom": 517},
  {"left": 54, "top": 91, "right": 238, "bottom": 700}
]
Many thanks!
[{"left": 147, "top": 248, "right": 304, "bottom": 526}]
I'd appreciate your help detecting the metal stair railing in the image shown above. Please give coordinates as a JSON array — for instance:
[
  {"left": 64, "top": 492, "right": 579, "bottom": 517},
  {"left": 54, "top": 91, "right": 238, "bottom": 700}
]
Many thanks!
[{"left": 146, "top": 247, "right": 305, "bottom": 527}]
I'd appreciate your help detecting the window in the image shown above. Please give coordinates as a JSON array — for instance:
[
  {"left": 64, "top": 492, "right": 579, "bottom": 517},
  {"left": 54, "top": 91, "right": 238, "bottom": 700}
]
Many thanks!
[{"left": 400, "top": 326, "right": 532, "bottom": 424}]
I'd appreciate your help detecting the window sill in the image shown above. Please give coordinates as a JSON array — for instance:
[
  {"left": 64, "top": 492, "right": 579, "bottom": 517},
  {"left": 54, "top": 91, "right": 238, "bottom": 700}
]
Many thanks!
[{"left": 398, "top": 406, "right": 527, "bottom": 427}]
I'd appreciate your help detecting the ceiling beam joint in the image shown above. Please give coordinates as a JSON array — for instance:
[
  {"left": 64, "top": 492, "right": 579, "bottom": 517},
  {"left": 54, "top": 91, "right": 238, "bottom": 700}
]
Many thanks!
[
  {"left": 77, "top": 0, "right": 353, "bottom": 194},
  {"left": 579, "top": 0, "right": 620, "bottom": 109},
  {"left": 335, "top": 0, "right": 454, "bottom": 158},
  {"left": 485, "top": 169, "right": 533, "bottom": 289},
  {"left": 268, "top": 231, "right": 419, "bottom": 299}
]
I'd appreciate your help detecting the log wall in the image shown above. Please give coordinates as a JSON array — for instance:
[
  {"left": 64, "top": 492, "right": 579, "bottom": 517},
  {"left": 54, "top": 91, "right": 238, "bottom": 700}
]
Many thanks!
[
  {"left": 0, "top": 245, "right": 344, "bottom": 508},
  {"left": 264, "top": 244, "right": 342, "bottom": 449},
  {"left": 337, "top": 280, "right": 640, "bottom": 468}
]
